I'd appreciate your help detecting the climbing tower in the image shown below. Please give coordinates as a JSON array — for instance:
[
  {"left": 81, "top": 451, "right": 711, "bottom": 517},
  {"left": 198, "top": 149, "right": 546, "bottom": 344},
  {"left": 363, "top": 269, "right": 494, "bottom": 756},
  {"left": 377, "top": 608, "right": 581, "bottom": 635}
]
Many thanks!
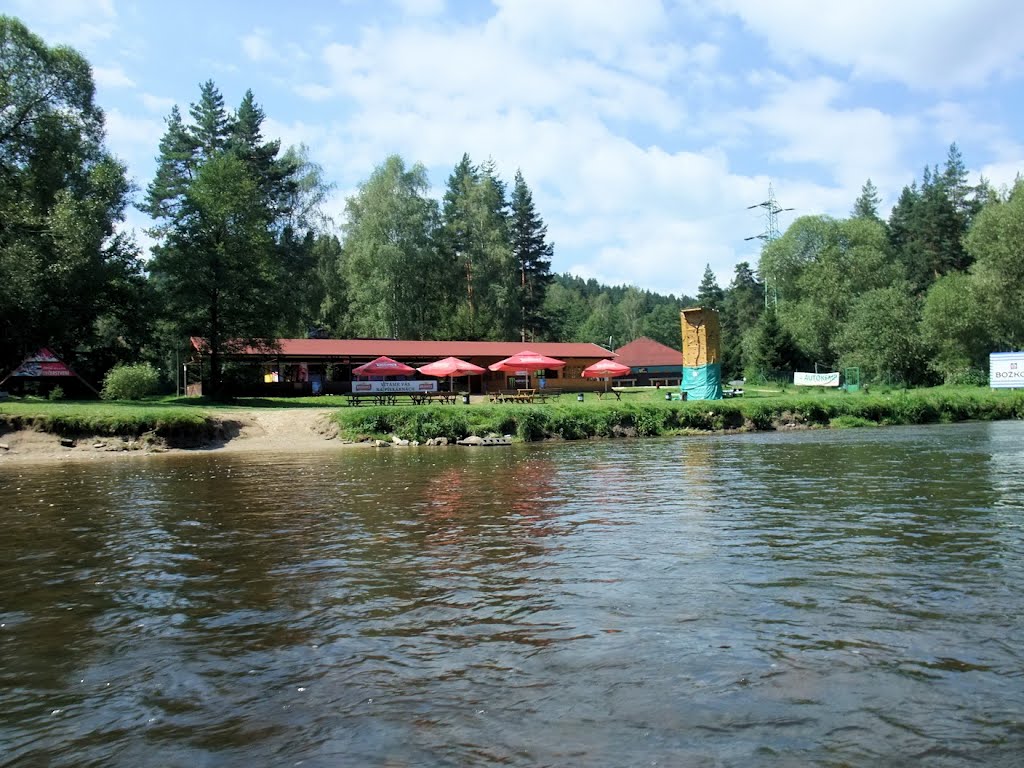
[{"left": 680, "top": 307, "right": 723, "bottom": 401}]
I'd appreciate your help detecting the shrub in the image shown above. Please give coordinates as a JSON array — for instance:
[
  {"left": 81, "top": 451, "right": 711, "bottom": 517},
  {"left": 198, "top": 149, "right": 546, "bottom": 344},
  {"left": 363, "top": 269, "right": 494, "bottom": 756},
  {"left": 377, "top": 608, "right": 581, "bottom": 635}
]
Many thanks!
[
  {"left": 101, "top": 363, "right": 160, "bottom": 401},
  {"left": 830, "top": 415, "right": 877, "bottom": 429},
  {"left": 47, "top": 385, "right": 65, "bottom": 401}
]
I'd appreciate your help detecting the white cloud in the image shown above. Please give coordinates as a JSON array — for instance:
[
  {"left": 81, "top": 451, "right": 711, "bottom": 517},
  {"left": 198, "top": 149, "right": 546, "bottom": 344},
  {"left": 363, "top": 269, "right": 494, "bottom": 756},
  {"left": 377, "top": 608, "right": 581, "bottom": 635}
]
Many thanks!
[
  {"left": 93, "top": 65, "right": 135, "bottom": 89},
  {"left": 139, "top": 93, "right": 176, "bottom": 114},
  {"left": 320, "top": 21, "right": 685, "bottom": 134},
  {"left": 242, "top": 28, "right": 278, "bottom": 62},
  {"left": 729, "top": 73, "right": 919, "bottom": 190},
  {"left": 713, "top": 0, "right": 1024, "bottom": 90},
  {"left": 393, "top": 0, "right": 446, "bottom": 17},
  {"left": 489, "top": 0, "right": 678, "bottom": 78},
  {"left": 294, "top": 83, "right": 334, "bottom": 102},
  {"left": 104, "top": 109, "right": 164, "bottom": 149},
  {"left": 293, "top": 7, "right": 875, "bottom": 295},
  {"left": 14, "top": 0, "right": 118, "bottom": 46}
]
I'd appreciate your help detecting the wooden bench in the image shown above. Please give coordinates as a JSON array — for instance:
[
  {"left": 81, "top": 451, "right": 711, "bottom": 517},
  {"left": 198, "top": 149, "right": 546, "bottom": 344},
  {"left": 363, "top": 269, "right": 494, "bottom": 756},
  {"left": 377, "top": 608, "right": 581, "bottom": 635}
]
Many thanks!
[
  {"left": 596, "top": 388, "right": 648, "bottom": 401},
  {"left": 487, "top": 389, "right": 543, "bottom": 403},
  {"left": 411, "top": 392, "right": 457, "bottom": 405},
  {"left": 346, "top": 392, "right": 397, "bottom": 406},
  {"left": 346, "top": 392, "right": 455, "bottom": 406}
]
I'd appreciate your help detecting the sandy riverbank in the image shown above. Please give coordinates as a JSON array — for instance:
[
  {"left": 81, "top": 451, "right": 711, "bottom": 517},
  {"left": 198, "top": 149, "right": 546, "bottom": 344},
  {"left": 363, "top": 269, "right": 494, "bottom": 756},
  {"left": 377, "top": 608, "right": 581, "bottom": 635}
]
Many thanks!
[{"left": 0, "top": 408, "right": 357, "bottom": 464}]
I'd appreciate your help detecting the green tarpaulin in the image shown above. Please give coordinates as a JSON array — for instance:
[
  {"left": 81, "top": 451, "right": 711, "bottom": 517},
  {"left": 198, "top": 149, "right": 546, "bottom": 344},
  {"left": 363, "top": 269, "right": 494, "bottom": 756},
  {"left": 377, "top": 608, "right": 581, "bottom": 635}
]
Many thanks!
[{"left": 681, "top": 363, "right": 722, "bottom": 401}]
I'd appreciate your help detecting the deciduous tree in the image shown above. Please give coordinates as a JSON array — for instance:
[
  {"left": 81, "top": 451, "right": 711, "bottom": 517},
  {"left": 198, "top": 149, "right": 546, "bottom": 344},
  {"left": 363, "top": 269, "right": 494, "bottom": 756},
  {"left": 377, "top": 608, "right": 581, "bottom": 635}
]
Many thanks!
[
  {"left": 342, "top": 155, "right": 440, "bottom": 339},
  {"left": 0, "top": 16, "right": 146, "bottom": 379}
]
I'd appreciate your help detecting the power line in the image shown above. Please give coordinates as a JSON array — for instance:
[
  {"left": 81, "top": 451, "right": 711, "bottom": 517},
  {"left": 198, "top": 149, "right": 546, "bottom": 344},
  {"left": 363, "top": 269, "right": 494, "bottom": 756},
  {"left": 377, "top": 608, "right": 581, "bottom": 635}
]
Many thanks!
[{"left": 744, "top": 182, "right": 794, "bottom": 307}]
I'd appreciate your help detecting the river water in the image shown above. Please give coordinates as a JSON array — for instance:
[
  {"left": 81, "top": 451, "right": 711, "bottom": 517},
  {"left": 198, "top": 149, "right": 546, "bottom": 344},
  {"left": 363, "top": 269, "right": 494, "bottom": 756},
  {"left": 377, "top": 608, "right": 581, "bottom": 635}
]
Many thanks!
[{"left": 2, "top": 422, "right": 1023, "bottom": 767}]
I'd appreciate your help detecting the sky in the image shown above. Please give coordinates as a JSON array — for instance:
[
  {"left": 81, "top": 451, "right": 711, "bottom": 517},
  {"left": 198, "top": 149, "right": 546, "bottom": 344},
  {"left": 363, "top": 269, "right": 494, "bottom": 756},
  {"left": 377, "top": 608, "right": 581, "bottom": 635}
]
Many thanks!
[{"left": 9, "top": 0, "right": 1024, "bottom": 297}]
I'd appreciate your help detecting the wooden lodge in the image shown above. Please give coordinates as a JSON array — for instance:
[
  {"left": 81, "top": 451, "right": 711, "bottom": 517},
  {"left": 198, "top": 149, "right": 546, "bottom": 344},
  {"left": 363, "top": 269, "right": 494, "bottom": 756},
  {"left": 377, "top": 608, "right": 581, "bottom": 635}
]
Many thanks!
[
  {"left": 611, "top": 337, "right": 683, "bottom": 387},
  {"left": 187, "top": 338, "right": 618, "bottom": 397}
]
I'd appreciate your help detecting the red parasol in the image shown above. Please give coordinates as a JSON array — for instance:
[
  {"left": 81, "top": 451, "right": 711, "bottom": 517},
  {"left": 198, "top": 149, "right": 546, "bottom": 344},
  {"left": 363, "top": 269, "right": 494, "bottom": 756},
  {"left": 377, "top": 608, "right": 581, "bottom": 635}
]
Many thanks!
[
  {"left": 582, "top": 358, "right": 632, "bottom": 393},
  {"left": 581, "top": 359, "right": 631, "bottom": 378},
  {"left": 417, "top": 357, "right": 486, "bottom": 377},
  {"left": 417, "top": 357, "right": 486, "bottom": 395},
  {"left": 352, "top": 355, "right": 416, "bottom": 376},
  {"left": 487, "top": 350, "right": 566, "bottom": 372}
]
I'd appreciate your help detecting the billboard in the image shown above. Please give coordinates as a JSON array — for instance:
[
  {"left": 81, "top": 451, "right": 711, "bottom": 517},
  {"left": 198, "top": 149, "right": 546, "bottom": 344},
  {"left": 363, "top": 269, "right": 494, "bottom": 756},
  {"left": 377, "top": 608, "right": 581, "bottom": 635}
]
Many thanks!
[
  {"left": 989, "top": 352, "right": 1024, "bottom": 389},
  {"left": 794, "top": 371, "right": 841, "bottom": 387},
  {"left": 352, "top": 380, "right": 437, "bottom": 393},
  {"left": 8, "top": 348, "right": 74, "bottom": 377}
]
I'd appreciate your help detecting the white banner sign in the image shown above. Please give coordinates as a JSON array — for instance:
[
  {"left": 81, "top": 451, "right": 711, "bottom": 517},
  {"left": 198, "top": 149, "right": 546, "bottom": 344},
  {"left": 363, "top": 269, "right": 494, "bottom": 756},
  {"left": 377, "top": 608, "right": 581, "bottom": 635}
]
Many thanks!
[
  {"left": 794, "top": 371, "right": 840, "bottom": 387},
  {"left": 352, "top": 380, "right": 437, "bottom": 393},
  {"left": 989, "top": 352, "right": 1024, "bottom": 388}
]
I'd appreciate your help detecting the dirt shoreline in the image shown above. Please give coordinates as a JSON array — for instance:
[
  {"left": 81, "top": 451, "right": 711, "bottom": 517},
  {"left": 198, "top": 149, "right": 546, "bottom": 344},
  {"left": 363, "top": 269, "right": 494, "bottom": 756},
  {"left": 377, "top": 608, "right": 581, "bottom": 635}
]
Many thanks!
[{"left": 0, "top": 408, "right": 362, "bottom": 464}]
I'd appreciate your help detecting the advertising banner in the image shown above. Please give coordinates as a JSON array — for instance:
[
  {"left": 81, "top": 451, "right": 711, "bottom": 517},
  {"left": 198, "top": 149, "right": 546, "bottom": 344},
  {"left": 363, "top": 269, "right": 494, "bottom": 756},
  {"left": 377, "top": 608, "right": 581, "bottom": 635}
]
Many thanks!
[
  {"left": 794, "top": 371, "right": 840, "bottom": 387},
  {"left": 351, "top": 380, "right": 437, "bottom": 393},
  {"left": 989, "top": 352, "right": 1024, "bottom": 389},
  {"left": 9, "top": 348, "right": 74, "bottom": 377}
]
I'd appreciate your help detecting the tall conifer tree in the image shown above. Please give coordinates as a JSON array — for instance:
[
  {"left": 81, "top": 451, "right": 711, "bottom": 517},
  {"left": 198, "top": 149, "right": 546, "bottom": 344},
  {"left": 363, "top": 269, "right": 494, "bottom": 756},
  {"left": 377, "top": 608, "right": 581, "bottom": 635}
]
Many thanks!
[{"left": 510, "top": 170, "right": 554, "bottom": 341}]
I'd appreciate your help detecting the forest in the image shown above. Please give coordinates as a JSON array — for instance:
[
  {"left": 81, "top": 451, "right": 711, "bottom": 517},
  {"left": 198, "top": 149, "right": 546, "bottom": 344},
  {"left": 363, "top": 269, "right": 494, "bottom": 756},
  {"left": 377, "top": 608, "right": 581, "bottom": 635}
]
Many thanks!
[{"left": 2, "top": 16, "right": 1022, "bottom": 395}]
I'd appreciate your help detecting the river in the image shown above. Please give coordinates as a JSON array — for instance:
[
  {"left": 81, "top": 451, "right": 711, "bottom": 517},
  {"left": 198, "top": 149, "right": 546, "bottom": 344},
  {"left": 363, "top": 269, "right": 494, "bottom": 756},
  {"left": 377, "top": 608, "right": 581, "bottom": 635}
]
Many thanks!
[{"left": 2, "top": 422, "right": 1023, "bottom": 766}]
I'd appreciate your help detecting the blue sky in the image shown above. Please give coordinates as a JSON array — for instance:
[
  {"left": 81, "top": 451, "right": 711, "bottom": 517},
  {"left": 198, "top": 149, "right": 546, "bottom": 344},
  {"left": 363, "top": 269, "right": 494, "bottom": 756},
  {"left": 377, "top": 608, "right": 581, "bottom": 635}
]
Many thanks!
[{"left": 9, "top": 0, "right": 1024, "bottom": 297}]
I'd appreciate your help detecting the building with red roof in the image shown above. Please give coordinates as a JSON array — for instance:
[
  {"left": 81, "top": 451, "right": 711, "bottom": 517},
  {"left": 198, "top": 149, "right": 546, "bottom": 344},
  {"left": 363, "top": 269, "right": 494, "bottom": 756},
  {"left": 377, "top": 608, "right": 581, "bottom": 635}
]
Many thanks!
[
  {"left": 611, "top": 337, "right": 682, "bottom": 387},
  {"left": 187, "top": 337, "right": 616, "bottom": 396}
]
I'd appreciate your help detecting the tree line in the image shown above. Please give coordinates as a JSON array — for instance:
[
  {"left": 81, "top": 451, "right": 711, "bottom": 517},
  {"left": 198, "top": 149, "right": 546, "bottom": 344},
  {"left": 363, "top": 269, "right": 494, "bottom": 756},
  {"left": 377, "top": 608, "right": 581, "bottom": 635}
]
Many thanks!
[
  {"left": 1, "top": 17, "right": 699, "bottom": 395},
  {"left": 706, "top": 144, "right": 1024, "bottom": 386},
  {"left": 3, "top": 16, "right": 1022, "bottom": 395}
]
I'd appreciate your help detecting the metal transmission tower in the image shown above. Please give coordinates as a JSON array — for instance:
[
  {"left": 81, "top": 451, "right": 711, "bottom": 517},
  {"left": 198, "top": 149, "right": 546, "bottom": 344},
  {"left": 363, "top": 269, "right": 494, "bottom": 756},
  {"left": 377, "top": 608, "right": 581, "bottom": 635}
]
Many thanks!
[{"left": 744, "top": 183, "right": 794, "bottom": 307}]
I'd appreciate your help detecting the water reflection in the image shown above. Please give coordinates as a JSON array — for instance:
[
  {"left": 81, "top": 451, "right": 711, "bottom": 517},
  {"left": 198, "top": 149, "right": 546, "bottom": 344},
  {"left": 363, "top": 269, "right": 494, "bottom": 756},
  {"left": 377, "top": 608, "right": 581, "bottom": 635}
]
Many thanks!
[{"left": 2, "top": 424, "right": 1024, "bottom": 766}]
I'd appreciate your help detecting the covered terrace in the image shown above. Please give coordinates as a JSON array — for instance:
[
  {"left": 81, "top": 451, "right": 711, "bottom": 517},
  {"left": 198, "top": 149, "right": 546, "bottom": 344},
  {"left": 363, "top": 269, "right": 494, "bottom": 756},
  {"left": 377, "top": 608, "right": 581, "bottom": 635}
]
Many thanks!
[{"left": 187, "top": 338, "right": 617, "bottom": 397}]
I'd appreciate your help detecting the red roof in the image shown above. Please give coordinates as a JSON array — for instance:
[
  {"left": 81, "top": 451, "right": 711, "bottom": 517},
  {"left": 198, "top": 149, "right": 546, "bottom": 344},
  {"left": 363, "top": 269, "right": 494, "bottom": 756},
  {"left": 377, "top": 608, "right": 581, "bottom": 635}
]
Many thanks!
[
  {"left": 191, "top": 337, "right": 613, "bottom": 360},
  {"left": 612, "top": 337, "right": 681, "bottom": 368}
]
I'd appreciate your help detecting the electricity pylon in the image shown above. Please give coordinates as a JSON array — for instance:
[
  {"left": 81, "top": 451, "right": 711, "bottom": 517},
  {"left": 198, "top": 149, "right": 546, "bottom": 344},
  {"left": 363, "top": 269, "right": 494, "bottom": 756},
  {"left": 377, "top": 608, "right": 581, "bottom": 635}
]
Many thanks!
[{"left": 745, "top": 183, "right": 794, "bottom": 308}]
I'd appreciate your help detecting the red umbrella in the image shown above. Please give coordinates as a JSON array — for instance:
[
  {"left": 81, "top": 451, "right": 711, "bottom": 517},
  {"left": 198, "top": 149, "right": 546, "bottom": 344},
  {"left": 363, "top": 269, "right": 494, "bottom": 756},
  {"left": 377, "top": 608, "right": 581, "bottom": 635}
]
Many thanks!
[
  {"left": 487, "top": 350, "right": 566, "bottom": 372},
  {"left": 582, "top": 359, "right": 632, "bottom": 393},
  {"left": 417, "top": 357, "right": 486, "bottom": 395},
  {"left": 352, "top": 355, "right": 416, "bottom": 376},
  {"left": 581, "top": 359, "right": 631, "bottom": 378},
  {"left": 417, "top": 357, "right": 486, "bottom": 377}
]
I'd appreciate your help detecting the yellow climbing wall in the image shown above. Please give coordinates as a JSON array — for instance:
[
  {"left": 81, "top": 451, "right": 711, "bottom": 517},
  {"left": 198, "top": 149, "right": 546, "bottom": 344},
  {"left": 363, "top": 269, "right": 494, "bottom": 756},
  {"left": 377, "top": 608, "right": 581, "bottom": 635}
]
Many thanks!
[{"left": 680, "top": 307, "right": 721, "bottom": 367}]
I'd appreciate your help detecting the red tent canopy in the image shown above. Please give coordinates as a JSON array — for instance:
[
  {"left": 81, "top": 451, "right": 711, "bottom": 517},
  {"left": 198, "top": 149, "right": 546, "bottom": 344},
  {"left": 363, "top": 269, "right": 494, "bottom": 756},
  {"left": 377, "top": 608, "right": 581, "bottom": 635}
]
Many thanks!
[
  {"left": 417, "top": 357, "right": 486, "bottom": 377},
  {"left": 581, "top": 359, "right": 632, "bottom": 378},
  {"left": 488, "top": 350, "right": 566, "bottom": 372},
  {"left": 352, "top": 356, "right": 416, "bottom": 376}
]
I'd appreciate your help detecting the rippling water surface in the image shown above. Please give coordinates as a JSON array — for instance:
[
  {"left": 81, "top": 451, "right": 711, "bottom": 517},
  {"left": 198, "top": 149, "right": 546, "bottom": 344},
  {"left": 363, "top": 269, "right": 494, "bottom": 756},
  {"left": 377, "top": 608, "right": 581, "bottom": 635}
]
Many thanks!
[{"left": 2, "top": 422, "right": 1024, "bottom": 766}]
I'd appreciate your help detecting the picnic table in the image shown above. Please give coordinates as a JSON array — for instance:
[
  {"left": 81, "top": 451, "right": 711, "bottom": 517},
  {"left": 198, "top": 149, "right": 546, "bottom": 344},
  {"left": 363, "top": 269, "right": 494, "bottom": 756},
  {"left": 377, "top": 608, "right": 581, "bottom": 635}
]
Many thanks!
[
  {"left": 595, "top": 388, "right": 646, "bottom": 401},
  {"left": 345, "top": 391, "right": 458, "bottom": 406},
  {"left": 487, "top": 388, "right": 549, "bottom": 403}
]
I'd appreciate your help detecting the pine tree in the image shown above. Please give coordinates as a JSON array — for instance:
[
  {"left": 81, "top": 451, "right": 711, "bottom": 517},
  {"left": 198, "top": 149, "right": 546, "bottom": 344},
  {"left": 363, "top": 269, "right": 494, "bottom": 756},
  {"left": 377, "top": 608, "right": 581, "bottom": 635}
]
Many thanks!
[
  {"left": 438, "top": 154, "right": 514, "bottom": 339},
  {"left": 941, "top": 142, "right": 970, "bottom": 215},
  {"left": 510, "top": 169, "right": 554, "bottom": 342},
  {"left": 145, "top": 82, "right": 312, "bottom": 396},
  {"left": 852, "top": 178, "right": 882, "bottom": 220},
  {"left": 696, "top": 264, "right": 724, "bottom": 310},
  {"left": 230, "top": 89, "right": 291, "bottom": 211},
  {"left": 720, "top": 262, "right": 763, "bottom": 379},
  {"left": 189, "top": 80, "right": 229, "bottom": 158},
  {"left": 439, "top": 154, "right": 481, "bottom": 327},
  {"left": 743, "top": 307, "right": 802, "bottom": 381}
]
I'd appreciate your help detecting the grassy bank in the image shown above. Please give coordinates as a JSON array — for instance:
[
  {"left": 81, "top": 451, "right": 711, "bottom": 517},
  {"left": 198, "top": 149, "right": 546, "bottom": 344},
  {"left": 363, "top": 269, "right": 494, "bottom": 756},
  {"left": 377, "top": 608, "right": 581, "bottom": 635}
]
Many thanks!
[
  {"left": 331, "top": 387, "right": 1024, "bottom": 442},
  {"left": 3, "top": 387, "right": 1022, "bottom": 446},
  {"left": 0, "top": 400, "right": 220, "bottom": 443}
]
